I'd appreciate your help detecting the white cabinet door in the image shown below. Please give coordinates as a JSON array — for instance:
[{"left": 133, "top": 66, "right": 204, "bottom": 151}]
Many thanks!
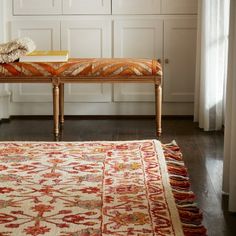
[
  {"left": 163, "top": 18, "right": 197, "bottom": 102},
  {"left": 61, "top": 19, "right": 112, "bottom": 102},
  {"left": 114, "top": 19, "right": 163, "bottom": 102},
  {"left": 13, "top": 0, "right": 62, "bottom": 15},
  {"left": 112, "top": 0, "right": 161, "bottom": 14},
  {"left": 11, "top": 20, "right": 60, "bottom": 102},
  {"left": 162, "top": 0, "right": 198, "bottom": 14},
  {"left": 63, "top": 0, "right": 111, "bottom": 14}
]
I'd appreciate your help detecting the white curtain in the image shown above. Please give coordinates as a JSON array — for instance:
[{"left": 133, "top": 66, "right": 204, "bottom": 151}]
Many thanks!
[
  {"left": 223, "top": 0, "right": 236, "bottom": 212},
  {"left": 194, "top": 0, "right": 230, "bottom": 131}
]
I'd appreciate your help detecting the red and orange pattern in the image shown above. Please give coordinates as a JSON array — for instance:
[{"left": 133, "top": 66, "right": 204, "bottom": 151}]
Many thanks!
[
  {"left": 0, "top": 140, "right": 206, "bottom": 236},
  {"left": 0, "top": 58, "right": 162, "bottom": 78}
]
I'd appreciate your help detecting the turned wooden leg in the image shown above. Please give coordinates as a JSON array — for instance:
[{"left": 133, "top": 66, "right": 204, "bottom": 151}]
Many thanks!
[
  {"left": 53, "top": 83, "right": 60, "bottom": 136},
  {"left": 59, "top": 83, "right": 64, "bottom": 125},
  {"left": 155, "top": 83, "right": 162, "bottom": 137}
]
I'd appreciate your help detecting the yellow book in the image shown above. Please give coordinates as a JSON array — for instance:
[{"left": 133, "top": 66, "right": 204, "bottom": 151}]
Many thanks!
[{"left": 19, "top": 50, "right": 69, "bottom": 62}]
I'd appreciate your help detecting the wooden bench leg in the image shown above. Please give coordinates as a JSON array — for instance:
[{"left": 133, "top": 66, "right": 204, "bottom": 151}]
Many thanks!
[
  {"left": 155, "top": 83, "right": 162, "bottom": 137},
  {"left": 53, "top": 83, "right": 60, "bottom": 136},
  {"left": 59, "top": 83, "right": 64, "bottom": 125}
]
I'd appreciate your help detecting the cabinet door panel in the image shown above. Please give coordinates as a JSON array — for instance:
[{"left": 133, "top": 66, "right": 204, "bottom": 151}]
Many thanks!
[
  {"left": 114, "top": 19, "right": 163, "bottom": 102},
  {"left": 162, "top": 0, "right": 198, "bottom": 14},
  {"left": 112, "top": 0, "right": 161, "bottom": 14},
  {"left": 63, "top": 0, "right": 111, "bottom": 14},
  {"left": 164, "top": 18, "right": 197, "bottom": 102},
  {"left": 11, "top": 21, "right": 60, "bottom": 102},
  {"left": 61, "top": 20, "right": 112, "bottom": 102},
  {"left": 13, "top": 0, "right": 62, "bottom": 15}
]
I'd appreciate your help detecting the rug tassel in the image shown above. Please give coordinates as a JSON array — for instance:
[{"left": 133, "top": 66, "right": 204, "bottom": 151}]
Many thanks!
[{"left": 163, "top": 143, "right": 207, "bottom": 236}]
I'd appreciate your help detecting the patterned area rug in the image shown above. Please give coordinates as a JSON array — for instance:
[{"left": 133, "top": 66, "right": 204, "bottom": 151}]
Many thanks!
[{"left": 0, "top": 140, "right": 206, "bottom": 236}]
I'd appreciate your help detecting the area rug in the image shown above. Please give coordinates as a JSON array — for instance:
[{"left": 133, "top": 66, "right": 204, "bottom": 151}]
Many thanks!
[{"left": 0, "top": 140, "right": 206, "bottom": 236}]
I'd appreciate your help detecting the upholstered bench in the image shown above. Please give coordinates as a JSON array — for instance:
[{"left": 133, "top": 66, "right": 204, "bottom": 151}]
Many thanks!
[{"left": 0, "top": 58, "right": 162, "bottom": 136}]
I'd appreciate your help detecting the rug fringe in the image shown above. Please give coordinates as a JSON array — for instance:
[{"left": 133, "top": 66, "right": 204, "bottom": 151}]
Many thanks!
[{"left": 162, "top": 142, "right": 207, "bottom": 236}]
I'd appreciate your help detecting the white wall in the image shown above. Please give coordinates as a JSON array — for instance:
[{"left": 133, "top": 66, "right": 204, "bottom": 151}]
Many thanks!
[
  {"left": 0, "top": 0, "right": 11, "bottom": 120},
  {"left": 0, "top": 0, "right": 4, "bottom": 43}
]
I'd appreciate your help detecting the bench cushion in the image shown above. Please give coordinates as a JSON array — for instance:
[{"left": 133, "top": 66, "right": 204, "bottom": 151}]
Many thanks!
[{"left": 0, "top": 58, "right": 162, "bottom": 77}]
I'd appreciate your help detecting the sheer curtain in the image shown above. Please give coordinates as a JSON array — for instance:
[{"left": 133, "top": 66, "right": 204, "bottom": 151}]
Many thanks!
[
  {"left": 223, "top": 0, "right": 236, "bottom": 212},
  {"left": 194, "top": 0, "right": 230, "bottom": 131}
]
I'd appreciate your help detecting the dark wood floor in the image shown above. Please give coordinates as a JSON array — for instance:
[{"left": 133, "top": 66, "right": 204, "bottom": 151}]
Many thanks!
[{"left": 0, "top": 116, "right": 236, "bottom": 236}]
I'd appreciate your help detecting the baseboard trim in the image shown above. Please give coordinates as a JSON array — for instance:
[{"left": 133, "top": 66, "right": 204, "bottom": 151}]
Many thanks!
[{"left": 1, "top": 115, "right": 194, "bottom": 121}]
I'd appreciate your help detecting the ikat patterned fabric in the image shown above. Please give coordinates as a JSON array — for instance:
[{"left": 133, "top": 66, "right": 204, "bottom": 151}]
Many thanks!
[{"left": 0, "top": 59, "right": 162, "bottom": 78}]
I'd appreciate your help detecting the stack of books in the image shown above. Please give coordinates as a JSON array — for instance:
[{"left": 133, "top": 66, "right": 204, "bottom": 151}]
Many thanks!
[{"left": 19, "top": 50, "right": 69, "bottom": 62}]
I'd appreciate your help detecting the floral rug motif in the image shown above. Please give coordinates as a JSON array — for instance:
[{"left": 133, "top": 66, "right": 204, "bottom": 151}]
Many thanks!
[{"left": 0, "top": 140, "right": 206, "bottom": 236}]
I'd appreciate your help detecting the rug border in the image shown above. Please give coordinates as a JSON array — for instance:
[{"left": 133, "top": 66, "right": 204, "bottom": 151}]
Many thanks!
[
  {"left": 154, "top": 140, "right": 185, "bottom": 236},
  {"left": 0, "top": 140, "right": 158, "bottom": 144}
]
